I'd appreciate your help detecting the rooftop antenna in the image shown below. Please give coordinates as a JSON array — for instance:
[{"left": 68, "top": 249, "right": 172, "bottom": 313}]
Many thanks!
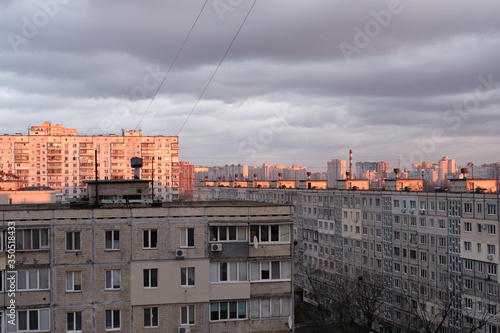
[{"left": 94, "top": 150, "right": 99, "bottom": 206}]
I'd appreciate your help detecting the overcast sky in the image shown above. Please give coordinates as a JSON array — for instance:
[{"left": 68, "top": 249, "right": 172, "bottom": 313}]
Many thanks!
[{"left": 1, "top": 0, "right": 500, "bottom": 171}]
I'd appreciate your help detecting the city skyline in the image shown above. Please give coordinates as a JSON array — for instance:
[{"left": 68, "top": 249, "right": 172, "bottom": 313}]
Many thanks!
[{"left": 1, "top": 1, "right": 500, "bottom": 171}]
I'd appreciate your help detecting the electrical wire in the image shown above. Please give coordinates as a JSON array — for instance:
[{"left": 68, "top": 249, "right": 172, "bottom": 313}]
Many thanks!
[
  {"left": 134, "top": 0, "right": 210, "bottom": 131},
  {"left": 176, "top": 0, "right": 258, "bottom": 136}
]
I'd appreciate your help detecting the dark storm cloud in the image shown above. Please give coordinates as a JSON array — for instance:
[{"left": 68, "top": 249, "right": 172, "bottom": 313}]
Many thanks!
[{"left": 1, "top": 0, "right": 500, "bottom": 169}]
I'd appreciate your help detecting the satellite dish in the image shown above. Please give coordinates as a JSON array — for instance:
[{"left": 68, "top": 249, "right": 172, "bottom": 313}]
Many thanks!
[{"left": 253, "top": 236, "right": 258, "bottom": 249}]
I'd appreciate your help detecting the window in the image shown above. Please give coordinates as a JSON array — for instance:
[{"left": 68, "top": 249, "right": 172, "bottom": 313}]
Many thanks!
[
  {"left": 439, "top": 255, "right": 446, "bottom": 265},
  {"left": 420, "top": 252, "right": 427, "bottom": 261},
  {"left": 394, "top": 200, "right": 399, "bottom": 208},
  {"left": 464, "top": 260, "right": 473, "bottom": 271},
  {"left": 488, "top": 244, "right": 496, "bottom": 255},
  {"left": 464, "top": 241, "right": 472, "bottom": 252},
  {"left": 438, "top": 220, "right": 446, "bottom": 229},
  {"left": 487, "top": 204, "right": 497, "bottom": 215},
  {"left": 143, "top": 307, "right": 158, "bottom": 328},
  {"left": 105, "top": 230, "right": 120, "bottom": 250},
  {"left": 438, "top": 237, "right": 446, "bottom": 247},
  {"left": 488, "top": 264, "right": 497, "bottom": 275},
  {"left": 464, "top": 298, "right": 473, "bottom": 309},
  {"left": 17, "top": 269, "right": 49, "bottom": 291},
  {"left": 488, "top": 225, "right": 496, "bottom": 235},
  {"left": 250, "top": 297, "right": 290, "bottom": 319},
  {"left": 464, "top": 222, "right": 472, "bottom": 232},
  {"left": 210, "top": 300, "right": 247, "bottom": 321},
  {"left": 143, "top": 229, "right": 158, "bottom": 249},
  {"left": 250, "top": 261, "right": 291, "bottom": 281},
  {"left": 464, "top": 278, "right": 473, "bottom": 289},
  {"left": 66, "top": 231, "right": 81, "bottom": 252},
  {"left": 17, "top": 309, "right": 50, "bottom": 331},
  {"left": 249, "top": 225, "right": 290, "bottom": 243},
  {"left": 420, "top": 218, "right": 426, "bottom": 227},
  {"left": 66, "top": 271, "right": 82, "bottom": 292},
  {"left": 210, "top": 262, "right": 247, "bottom": 282},
  {"left": 488, "top": 304, "right": 497, "bottom": 315},
  {"left": 181, "top": 267, "right": 195, "bottom": 286},
  {"left": 67, "top": 311, "right": 82, "bottom": 332},
  {"left": 15, "top": 229, "right": 49, "bottom": 250},
  {"left": 105, "top": 309, "right": 121, "bottom": 330},
  {"left": 180, "top": 228, "right": 195, "bottom": 247},
  {"left": 105, "top": 270, "right": 121, "bottom": 290},
  {"left": 181, "top": 305, "right": 195, "bottom": 325},
  {"left": 464, "top": 202, "right": 472, "bottom": 213},
  {"left": 143, "top": 269, "right": 158, "bottom": 288},
  {"left": 438, "top": 202, "right": 446, "bottom": 211}
]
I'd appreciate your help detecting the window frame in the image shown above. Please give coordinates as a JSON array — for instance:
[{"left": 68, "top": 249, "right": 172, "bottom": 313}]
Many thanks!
[
  {"left": 15, "top": 228, "right": 49, "bottom": 251},
  {"left": 105, "top": 230, "right": 120, "bottom": 251},
  {"left": 181, "top": 267, "right": 195, "bottom": 287},
  {"left": 66, "top": 311, "right": 82, "bottom": 333},
  {"left": 66, "top": 271, "right": 82, "bottom": 292},
  {"left": 105, "top": 309, "right": 121, "bottom": 331},
  {"left": 17, "top": 268, "right": 50, "bottom": 291},
  {"left": 143, "top": 268, "right": 158, "bottom": 289},
  {"left": 143, "top": 307, "right": 159, "bottom": 328},
  {"left": 105, "top": 270, "right": 121, "bottom": 291},
  {"left": 66, "top": 231, "right": 82, "bottom": 252},
  {"left": 210, "top": 300, "right": 247, "bottom": 321},
  {"left": 180, "top": 228, "right": 195, "bottom": 248},
  {"left": 180, "top": 305, "right": 195, "bottom": 326},
  {"left": 143, "top": 229, "right": 158, "bottom": 250}
]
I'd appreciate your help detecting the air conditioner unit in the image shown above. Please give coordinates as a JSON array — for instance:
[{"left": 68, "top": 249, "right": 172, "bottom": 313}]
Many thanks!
[
  {"left": 485, "top": 274, "right": 490, "bottom": 280},
  {"left": 354, "top": 218, "right": 359, "bottom": 223},
  {"left": 211, "top": 243, "right": 223, "bottom": 252},
  {"left": 487, "top": 254, "right": 494, "bottom": 260},
  {"left": 402, "top": 209, "right": 406, "bottom": 213},
  {"left": 420, "top": 210, "right": 426, "bottom": 215},
  {"left": 178, "top": 327, "right": 191, "bottom": 333},
  {"left": 176, "top": 249, "right": 186, "bottom": 258},
  {"left": 482, "top": 224, "right": 487, "bottom": 229}
]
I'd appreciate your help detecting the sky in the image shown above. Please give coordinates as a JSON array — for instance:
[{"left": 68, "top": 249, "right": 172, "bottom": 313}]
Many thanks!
[{"left": 1, "top": 0, "right": 500, "bottom": 172}]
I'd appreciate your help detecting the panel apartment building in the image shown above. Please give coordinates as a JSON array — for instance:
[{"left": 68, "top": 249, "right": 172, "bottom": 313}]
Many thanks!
[
  {"left": 0, "top": 200, "right": 293, "bottom": 332},
  {"left": 0, "top": 122, "right": 179, "bottom": 201},
  {"left": 195, "top": 179, "right": 500, "bottom": 333}
]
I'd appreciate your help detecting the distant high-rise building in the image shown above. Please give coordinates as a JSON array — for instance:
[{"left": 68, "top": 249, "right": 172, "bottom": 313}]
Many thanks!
[
  {"left": 327, "top": 159, "right": 346, "bottom": 188},
  {"left": 0, "top": 122, "right": 179, "bottom": 201},
  {"left": 438, "top": 156, "right": 457, "bottom": 181}
]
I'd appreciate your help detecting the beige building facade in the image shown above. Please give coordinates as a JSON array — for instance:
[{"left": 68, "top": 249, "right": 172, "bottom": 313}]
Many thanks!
[
  {"left": 0, "top": 201, "right": 293, "bottom": 333},
  {"left": 0, "top": 122, "right": 179, "bottom": 202}
]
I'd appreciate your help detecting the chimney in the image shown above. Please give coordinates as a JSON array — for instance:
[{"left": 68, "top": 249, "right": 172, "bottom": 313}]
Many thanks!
[
  {"left": 307, "top": 172, "right": 311, "bottom": 180},
  {"left": 394, "top": 168, "right": 400, "bottom": 179},
  {"left": 235, "top": 174, "right": 238, "bottom": 181},
  {"left": 278, "top": 173, "right": 282, "bottom": 181},
  {"left": 349, "top": 149, "right": 353, "bottom": 180},
  {"left": 254, "top": 174, "right": 258, "bottom": 180}
]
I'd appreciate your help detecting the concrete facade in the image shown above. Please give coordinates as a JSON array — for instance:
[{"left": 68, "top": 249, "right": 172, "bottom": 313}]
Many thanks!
[{"left": 0, "top": 201, "right": 293, "bottom": 332}]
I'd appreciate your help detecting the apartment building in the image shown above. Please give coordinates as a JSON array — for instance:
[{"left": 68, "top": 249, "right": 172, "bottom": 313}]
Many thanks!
[
  {"left": 0, "top": 122, "right": 179, "bottom": 201},
  {"left": 194, "top": 179, "right": 500, "bottom": 332},
  {"left": 0, "top": 201, "right": 293, "bottom": 333}
]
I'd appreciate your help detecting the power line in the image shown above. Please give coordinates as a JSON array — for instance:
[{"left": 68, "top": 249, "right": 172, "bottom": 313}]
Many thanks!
[
  {"left": 134, "top": 0, "right": 209, "bottom": 131},
  {"left": 176, "top": 0, "right": 258, "bottom": 136}
]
